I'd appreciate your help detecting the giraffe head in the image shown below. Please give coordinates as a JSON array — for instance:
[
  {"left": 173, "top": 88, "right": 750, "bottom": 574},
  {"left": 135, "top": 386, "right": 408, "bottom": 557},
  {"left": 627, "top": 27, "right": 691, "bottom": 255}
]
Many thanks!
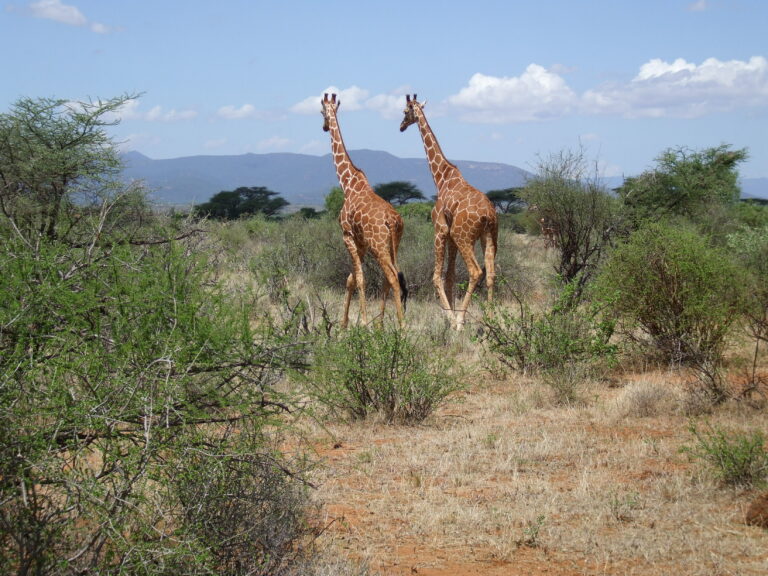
[
  {"left": 399, "top": 94, "right": 423, "bottom": 132},
  {"left": 321, "top": 93, "right": 340, "bottom": 132}
]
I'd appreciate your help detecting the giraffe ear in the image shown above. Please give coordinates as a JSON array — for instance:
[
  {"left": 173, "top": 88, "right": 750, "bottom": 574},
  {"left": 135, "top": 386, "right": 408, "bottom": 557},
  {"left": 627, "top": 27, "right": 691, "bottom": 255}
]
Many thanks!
[{"left": 336, "top": 99, "right": 341, "bottom": 111}]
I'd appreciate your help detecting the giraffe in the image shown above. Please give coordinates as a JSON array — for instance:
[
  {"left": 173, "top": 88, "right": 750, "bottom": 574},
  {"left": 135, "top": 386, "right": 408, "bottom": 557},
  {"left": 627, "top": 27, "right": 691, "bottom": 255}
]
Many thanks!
[
  {"left": 400, "top": 94, "right": 498, "bottom": 330},
  {"left": 529, "top": 204, "right": 559, "bottom": 249},
  {"left": 321, "top": 93, "right": 407, "bottom": 329},
  {"left": 540, "top": 218, "right": 559, "bottom": 250}
]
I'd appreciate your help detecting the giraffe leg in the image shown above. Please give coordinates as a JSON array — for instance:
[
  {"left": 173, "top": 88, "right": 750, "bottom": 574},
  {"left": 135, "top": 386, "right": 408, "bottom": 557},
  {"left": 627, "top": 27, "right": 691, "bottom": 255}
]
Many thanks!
[
  {"left": 433, "top": 228, "right": 454, "bottom": 323},
  {"left": 483, "top": 229, "right": 497, "bottom": 303},
  {"left": 378, "top": 278, "right": 390, "bottom": 327},
  {"left": 445, "top": 239, "right": 458, "bottom": 313},
  {"left": 378, "top": 257, "right": 404, "bottom": 328},
  {"left": 455, "top": 242, "right": 484, "bottom": 330},
  {"left": 342, "top": 236, "right": 367, "bottom": 328},
  {"left": 342, "top": 272, "right": 356, "bottom": 329}
]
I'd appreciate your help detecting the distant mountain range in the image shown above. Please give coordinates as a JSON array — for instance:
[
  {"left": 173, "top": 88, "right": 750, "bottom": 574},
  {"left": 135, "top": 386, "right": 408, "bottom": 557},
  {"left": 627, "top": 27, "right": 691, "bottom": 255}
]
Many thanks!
[
  {"left": 120, "top": 150, "right": 768, "bottom": 208},
  {"left": 120, "top": 150, "right": 531, "bottom": 208}
]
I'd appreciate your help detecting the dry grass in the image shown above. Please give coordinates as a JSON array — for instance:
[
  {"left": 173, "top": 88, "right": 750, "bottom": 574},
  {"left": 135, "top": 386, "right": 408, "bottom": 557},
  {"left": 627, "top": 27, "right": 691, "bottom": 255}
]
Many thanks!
[
  {"left": 289, "top": 232, "right": 767, "bottom": 575},
  {"left": 303, "top": 364, "right": 768, "bottom": 575}
]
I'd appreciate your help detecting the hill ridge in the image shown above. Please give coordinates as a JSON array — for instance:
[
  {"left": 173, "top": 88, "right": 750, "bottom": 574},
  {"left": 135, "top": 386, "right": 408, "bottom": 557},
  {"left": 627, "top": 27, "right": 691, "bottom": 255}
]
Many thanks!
[
  {"left": 120, "top": 150, "right": 768, "bottom": 207},
  {"left": 120, "top": 149, "right": 532, "bottom": 207}
]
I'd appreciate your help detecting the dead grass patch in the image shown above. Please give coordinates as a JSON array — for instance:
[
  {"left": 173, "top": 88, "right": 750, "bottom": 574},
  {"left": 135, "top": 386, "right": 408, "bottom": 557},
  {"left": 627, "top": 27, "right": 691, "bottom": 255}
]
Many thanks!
[{"left": 305, "top": 365, "right": 768, "bottom": 576}]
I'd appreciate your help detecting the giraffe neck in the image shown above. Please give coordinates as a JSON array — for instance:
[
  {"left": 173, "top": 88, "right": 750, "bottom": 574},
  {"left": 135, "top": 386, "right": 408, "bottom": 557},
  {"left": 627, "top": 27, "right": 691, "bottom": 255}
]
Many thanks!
[
  {"left": 326, "top": 112, "right": 368, "bottom": 195},
  {"left": 414, "top": 106, "right": 460, "bottom": 194}
]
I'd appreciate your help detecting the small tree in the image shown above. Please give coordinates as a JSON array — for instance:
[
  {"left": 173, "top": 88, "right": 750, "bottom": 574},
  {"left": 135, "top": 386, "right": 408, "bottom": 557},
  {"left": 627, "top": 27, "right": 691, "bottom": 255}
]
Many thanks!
[
  {"left": 0, "top": 95, "right": 317, "bottom": 575},
  {"left": 374, "top": 180, "right": 426, "bottom": 206},
  {"left": 194, "top": 186, "right": 288, "bottom": 220},
  {"left": 324, "top": 185, "right": 344, "bottom": 218},
  {"left": 727, "top": 224, "right": 768, "bottom": 397},
  {"left": 594, "top": 220, "right": 746, "bottom": 399},
  {"left": 0, "top": 94, "right": 136, "bottom": 243},
  {"left": 521, "top": 147, "right": 620, "bottom": 303},
  {"left": 304, "top": 327, "right": 463, "bottom": 424},
  {"left": 618, "top": 145, "right": 748, "bottom": 226},
  {"left": 487, "top": 187, "right": 525, "bottom": 214}
]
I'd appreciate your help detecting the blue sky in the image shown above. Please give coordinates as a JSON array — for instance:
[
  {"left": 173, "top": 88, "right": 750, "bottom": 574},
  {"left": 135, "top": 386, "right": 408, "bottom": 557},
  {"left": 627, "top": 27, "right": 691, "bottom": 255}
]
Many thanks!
[{"left": 2, "top": 0, "right": 767, "bottom": 178}]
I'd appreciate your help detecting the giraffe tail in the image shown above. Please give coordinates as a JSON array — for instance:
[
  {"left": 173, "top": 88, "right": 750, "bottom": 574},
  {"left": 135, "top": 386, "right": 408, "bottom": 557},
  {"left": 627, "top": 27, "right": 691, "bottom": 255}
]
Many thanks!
[{"left": 398, "top": 271, "right": 409, "bottom": 311}]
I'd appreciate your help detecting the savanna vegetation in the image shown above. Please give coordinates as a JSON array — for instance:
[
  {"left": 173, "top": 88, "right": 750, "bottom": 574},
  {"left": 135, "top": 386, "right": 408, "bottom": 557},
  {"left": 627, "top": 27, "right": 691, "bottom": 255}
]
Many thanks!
[{"left": 2, "top": 95, "right": 767, "bottom": 575}]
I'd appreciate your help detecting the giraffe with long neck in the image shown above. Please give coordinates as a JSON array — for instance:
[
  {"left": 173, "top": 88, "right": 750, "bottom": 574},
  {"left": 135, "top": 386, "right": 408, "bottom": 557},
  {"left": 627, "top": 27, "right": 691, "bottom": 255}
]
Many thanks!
[
  {"left": 400, "top": 94, "right": 497, "bottom": 330},
  {"left": 321, "top": 93, "right": 407, "bottom": 328}
]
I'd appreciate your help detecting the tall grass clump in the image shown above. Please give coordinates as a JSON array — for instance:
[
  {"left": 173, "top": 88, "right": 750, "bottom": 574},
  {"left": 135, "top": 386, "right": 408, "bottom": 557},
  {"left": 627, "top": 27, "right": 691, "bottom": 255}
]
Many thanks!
[
  {"left": 480, "top": 282, "right": 616, "bottom": 403},
  {"left": 681, "top": 422, "right": 768, "bottom": 488},
  {"left": 303, "top": 326, "right": 463, "bottom": 424}
]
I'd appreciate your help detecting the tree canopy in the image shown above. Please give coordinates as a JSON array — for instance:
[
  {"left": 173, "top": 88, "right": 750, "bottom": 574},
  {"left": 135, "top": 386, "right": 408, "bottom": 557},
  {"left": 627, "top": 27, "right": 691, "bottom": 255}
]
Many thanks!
[
  {"left": 0, "top": 95, "right": 314, "bottom": 574},
  {"left": 521, "top": 147, "right": 620, "bottom": 301},
  {"left": 618, "top": 144, "right": 748, "bottom": 224},
  {"left": 194, "top": 186, "right": 288, "bottom": 220},
  {"left": 324, "top": 186, "right": 344, "bottom": 218},
  {"left": 487, "top": 187, "right": 525, "bottom": 214},
  {"left": 0, "top": 94, "right": 136, "bottom": 242},
  {"left": 374, "top": 181, "right": 426, "bottom": 206}
]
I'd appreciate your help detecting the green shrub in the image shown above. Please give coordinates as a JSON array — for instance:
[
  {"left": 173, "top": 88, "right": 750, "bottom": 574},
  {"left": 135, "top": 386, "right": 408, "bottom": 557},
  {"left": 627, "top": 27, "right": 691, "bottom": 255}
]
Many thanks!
[
  {"left": 681, "top": 422, "right": 768, "bottom": 488},
  {"left": 171, "top": 437, "right": 314, "bottom": 576},
  {"left": 0, "top": 220, "right": 315, "bottom": 575},
  {"left": 480, "top": 285, "right": 616, "bottom": 375},
  {"left": 0, "top": 94, "right": 330, "bottom": 576},
  {"left": 727, "top": 224, "right": 768, "bottom": 345},
  {"left": 304, "top": 326, "right": 463, "bottom": 424},
  {"left": 594, "top": 220, "right": 745, "bottom": 372}
]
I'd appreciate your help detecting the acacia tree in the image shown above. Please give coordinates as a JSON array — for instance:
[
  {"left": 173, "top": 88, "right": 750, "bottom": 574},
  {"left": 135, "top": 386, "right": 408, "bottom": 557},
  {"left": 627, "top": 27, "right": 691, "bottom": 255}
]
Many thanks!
[
  {"left": 487, "top": 187, "right": 525, "bottom": 214},
  {"left": 373, "top": 181, "right": 425, "bottom": 206},
  {"left": 594, "top": 220, "right": 746, "bottom": 399},
  {"left": 0, "top": 95, "right": 136, "bottom": 243},
  {"left": 323, "top": 185, "right": 345, "bottom": 219},
  {"left": 194, "top": 186, "right": 289, "bottom": 220},
  {"left": 521, "top": 148, "right": 620, "bottom": 303},
  {"left": 618, "top": 144, "right": 748, "bottom": 226},
  {"left": 0, "top": 97, "right": 317, "bottom": 575}
]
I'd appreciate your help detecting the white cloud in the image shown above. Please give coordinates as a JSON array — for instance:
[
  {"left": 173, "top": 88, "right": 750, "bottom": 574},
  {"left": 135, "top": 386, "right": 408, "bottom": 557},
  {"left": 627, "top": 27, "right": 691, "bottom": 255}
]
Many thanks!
[
  {"left": 291, "top": 86, "right": 409, "bottom": 119},
  {"left": 217, "top": 104, "right": 257, "bottom": 120},
  {"left": 635, "top": 58, "right": 696, "bottom": 81},
  {"left": 288, "top": 56, "right": 768, "bottom": 128},
  {"left": 145, "top": 106, "right": 198, "bottom": 122},
  {"left": 442, "top": 57, "right": 768, "bottom": 124},
  {"left": 364, "top": 93, "right": 404, "bottom": 118},
  {"left": 90, "top": 22, "right": 109, "bottom": 34},
  {"left": 30, "top": 0, "right": 111, "bottom": 33},
  {"left": 30, "top": 0, "right": 85, "bottom": 25},
  {"left": 447, "top": 66, "right": 577, "bottom": 122},
  {"left": 583, "top": 56, "right": 768, "bottom": 118},
  {"left": 687, "top": 0, "right": 709, "bottom": 12},
  {"left": 291, "top": 86, "right": 371, "bottom": 114}
]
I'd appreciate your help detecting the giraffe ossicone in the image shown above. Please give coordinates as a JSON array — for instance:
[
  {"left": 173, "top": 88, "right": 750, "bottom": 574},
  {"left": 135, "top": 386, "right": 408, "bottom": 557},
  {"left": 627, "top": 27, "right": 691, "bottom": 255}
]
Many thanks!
[
  {"left": 400, "top": 93, "right": 498, "bottom": 330},
  {"left": 321, "top": 92, "right": 407, "bottom": 329}
]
